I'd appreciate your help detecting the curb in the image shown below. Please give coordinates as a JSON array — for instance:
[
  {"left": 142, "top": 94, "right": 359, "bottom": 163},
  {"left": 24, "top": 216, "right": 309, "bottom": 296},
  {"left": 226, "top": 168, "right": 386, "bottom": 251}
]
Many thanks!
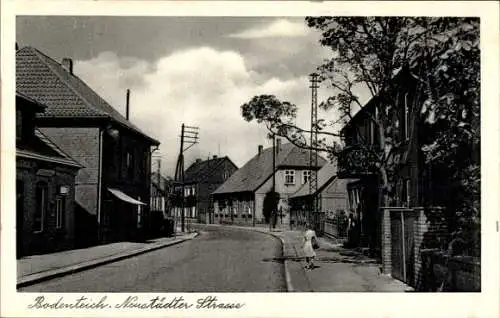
[
  {"left": 192, "top": 223, "right": 294, "bottom": 292},
  {"left": 17, "top": 233, "right": 199, "bottom": 288},
  {"left": 265, "top": 232, "right": 294, "bottom": 292}
]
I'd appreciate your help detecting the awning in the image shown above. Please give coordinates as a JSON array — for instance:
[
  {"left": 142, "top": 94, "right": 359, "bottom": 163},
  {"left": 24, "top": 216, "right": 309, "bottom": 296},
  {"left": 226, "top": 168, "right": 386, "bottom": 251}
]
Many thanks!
[{"left": 108, "top": 188, "right": 146, "bottom": 205}]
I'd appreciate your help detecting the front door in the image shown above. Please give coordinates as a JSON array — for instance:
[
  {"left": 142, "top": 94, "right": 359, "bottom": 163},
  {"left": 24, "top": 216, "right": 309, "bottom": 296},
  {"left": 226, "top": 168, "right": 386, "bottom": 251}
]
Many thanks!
[{"left": 16, "top": 180, "right": 24, "bottom": 258}]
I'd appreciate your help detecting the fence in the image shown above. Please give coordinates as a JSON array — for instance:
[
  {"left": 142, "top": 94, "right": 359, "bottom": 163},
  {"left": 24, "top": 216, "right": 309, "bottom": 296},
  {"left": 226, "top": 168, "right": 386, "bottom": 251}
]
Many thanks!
[{"left": 324, "top": 214, "right": 348, "bottom": 240}]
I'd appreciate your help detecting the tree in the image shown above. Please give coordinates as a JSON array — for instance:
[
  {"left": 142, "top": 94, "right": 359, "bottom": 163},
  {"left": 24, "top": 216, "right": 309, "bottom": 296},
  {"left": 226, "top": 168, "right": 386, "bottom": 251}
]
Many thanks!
[
  {"left": 241, "top": 17, "right": 480, "bottom": 254},
  {"left": 262, "top": 190, "right": 280, "bottom": 224}
]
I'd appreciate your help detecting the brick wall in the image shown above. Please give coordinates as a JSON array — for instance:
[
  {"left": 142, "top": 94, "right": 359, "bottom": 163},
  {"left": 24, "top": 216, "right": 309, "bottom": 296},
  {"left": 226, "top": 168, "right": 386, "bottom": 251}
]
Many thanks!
[
  {"left": 381, "top": 208, "right": 392, "bottom": 274},
  {"left": 414, "top": 206, "right": 448, "bottom": 289},
  {"left": 17, "top": 157, "right": 78, "bottom": 256},
  {"left": 381, "top": 206, "right": 449, "bottom": 288}
]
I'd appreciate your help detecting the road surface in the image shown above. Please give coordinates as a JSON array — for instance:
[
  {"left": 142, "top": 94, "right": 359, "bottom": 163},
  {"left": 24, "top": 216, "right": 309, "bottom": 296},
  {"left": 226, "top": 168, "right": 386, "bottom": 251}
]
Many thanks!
[{"left": 19, "top": 226, "right": 286, "bottom": 292}]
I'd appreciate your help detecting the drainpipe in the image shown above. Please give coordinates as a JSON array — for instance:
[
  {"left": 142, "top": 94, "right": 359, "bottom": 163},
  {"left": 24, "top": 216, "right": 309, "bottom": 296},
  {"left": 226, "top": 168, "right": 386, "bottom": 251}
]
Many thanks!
[{"left": 97, "top": 127, "right": 104, "bottom": 243}]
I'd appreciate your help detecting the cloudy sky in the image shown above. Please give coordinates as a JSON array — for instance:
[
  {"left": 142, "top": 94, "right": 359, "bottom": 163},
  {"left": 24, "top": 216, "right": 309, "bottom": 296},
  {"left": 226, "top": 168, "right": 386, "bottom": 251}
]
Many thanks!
[{"left": 17, "top": 16, "right": 347, "bottom": 176}]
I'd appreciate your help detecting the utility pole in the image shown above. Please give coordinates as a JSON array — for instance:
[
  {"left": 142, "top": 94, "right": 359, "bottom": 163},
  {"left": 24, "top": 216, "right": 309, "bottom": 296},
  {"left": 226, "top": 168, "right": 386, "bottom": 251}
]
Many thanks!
[
  {"left": 309, "top": 73, "right": 320, "bottom": 229},
  {"left": 270, "top": 134, "right": 276, "bottom": 231},
  {"left": 174, "top": 123, "right": 199, "bottom": 232}
]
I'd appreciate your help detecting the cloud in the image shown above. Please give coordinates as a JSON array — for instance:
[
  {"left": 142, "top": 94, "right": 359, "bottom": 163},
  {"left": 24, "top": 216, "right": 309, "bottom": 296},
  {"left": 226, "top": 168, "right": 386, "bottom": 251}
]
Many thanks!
[
  {"left": 74, "top": 47, "right": 323, "bottom": 176},
  {"left": 227, "top": 19, "right": 310, "bottom": 39}
]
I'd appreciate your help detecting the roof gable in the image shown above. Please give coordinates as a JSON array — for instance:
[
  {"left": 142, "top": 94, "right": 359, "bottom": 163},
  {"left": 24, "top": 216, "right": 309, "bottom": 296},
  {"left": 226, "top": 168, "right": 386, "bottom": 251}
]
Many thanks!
[
  {"left": 290, "top": 162, "right": 338, "bottom": 198},
  {"left": 213, "top": 142, "right": 326, "bottom": 194},
  {"left": 16, "top": 47, "right": 159, "bottom": 145},
  {"left": 17, "top": 128, "right": 83, "bottom": 168}
]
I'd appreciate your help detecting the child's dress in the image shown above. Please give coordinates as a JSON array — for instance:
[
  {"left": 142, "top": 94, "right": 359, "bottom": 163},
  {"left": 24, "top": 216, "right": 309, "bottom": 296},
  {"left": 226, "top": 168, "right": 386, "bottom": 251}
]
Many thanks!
[{"left": 303, "top": 229, "right": 317, "bottom": 258}]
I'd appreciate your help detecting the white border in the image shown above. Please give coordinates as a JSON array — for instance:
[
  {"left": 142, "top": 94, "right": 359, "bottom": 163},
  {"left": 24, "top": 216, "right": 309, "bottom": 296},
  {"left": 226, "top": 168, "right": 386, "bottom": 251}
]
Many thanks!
[{"left": 2, "top": 1, "right": 499, "bottom": 317}]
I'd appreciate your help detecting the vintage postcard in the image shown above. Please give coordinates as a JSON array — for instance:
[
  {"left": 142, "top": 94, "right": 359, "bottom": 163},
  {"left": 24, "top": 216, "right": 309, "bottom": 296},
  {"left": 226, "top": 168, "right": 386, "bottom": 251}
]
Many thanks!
[{"left": 1, "top": 1, "right": 499, "bottom": 317}]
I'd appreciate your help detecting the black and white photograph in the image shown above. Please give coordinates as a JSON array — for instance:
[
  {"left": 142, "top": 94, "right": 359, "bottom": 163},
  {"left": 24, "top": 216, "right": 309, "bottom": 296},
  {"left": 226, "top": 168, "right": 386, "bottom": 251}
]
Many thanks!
[{"left": 1, "top": 1, "right": 499, "bottom": 317}]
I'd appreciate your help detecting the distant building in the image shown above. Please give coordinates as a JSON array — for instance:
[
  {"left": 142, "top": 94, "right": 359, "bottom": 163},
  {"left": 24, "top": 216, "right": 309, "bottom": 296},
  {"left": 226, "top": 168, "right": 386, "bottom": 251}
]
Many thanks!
[
  {"left": 150, "top": 172, "right": 172, "bottom": 217},
  {"left": 289, "top": 162, "right": 355, "bottom": 236},
  {"left": 172, "top": 156, "right": 238, "bottom": 224},
  {"left": 16, "top": 46, "right": 160, "bottom": 246},
  {"left": 16, "top": 92, "right": 82, "bottom": 257},
  {"left": 213, "top": 140, "right": 326, "bottom": 225}
]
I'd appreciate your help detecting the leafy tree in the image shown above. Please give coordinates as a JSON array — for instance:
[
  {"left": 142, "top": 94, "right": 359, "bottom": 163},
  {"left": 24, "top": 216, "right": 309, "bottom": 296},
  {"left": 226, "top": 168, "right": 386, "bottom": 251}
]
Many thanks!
[
  {"left": 262, "top": 191, "right": 280, "bottom": 224},
  {"left": 241, "top": 17, "right": 479, "bottom": 254}
]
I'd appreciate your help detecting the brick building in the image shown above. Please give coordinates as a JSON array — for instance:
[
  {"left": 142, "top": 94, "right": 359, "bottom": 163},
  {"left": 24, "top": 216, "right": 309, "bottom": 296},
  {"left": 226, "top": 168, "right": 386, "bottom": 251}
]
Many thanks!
[
  {"left": 213, "top": 140, "right": 326, "bottom": 225},
  {"left": 16, "top": 46, "right": 160, "bottom": 246},
  {"left": 16, "top": 92, "right": 82, "bottom": 257},
  {"left": 337, "top": 66, "right": 454, "bottom": 287},
  {"left": 172, "top": 156, "right": 238, "bottom": 224}
]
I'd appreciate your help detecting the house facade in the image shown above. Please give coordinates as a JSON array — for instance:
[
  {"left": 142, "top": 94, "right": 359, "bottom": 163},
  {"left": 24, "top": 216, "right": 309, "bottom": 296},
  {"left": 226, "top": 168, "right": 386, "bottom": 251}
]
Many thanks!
[
  {"left": 150, "top": 171, "right": 172, "bottom": 236},
  {"left": 16, "top": 93, "right": 82, "bottom": 257},
  {"left": 16, "top": 46, "right": 160, "bottom": 246},
  {"left": 212, "top": 140, "right": 326, "bottom": 225},
  {"left": 337, "top": 67, "right": 424, "bottom": 254},
  {"left": 172, "top": 156, "right": 238, "bottom": 224},
  {"left": 289, "top": 162, "right": 355, "bottom": 236},
  {"left": 150, "top": 171, "right": 171, "bottom": 218}
]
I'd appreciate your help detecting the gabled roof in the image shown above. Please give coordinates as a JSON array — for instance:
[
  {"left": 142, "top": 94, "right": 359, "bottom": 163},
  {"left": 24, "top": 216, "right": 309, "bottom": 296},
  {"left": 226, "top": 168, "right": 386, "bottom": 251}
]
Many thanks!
[
  {"left": 290, "top": 162, "right": 339, "bottom": 198},
  {"left": 183, "top": 156, "right": 237, "bottom": 183},
  {"left": 17, "top": 128, "right": 83, "bottom": 168},
  {"left": 213, "top": 142, "right": 326, "bottom": 195},
  {"left": 16, "top": 46, "right": 159, "bottom": 145}
]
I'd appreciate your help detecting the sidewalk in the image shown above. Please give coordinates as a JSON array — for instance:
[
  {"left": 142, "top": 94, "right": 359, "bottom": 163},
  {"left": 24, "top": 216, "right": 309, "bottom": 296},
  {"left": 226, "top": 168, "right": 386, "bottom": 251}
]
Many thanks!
[
  {"left": 197, "top": 223, "right": 413, "bottom": 292},
  {"left": 17, "top": 232, "right": 197, "bottom": 288}
]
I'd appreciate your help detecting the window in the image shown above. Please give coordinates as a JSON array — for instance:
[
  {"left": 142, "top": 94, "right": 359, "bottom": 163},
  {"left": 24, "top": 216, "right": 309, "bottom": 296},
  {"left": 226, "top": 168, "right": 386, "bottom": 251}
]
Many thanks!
[
  {"left": 404, "top": 93, "right": 410, "bottom": 140},
  {"left": 302, "top": 170, "right": 311, "bottom": 184},
  {"left": 126, "top": 150, "right": 134, "bottom": 177},
  {"left": 55, "top": 196, "right": 65, "bottom": 229},
  {"left": 285, "top": 170, "right": 295, "bottom": 185},
  {"left": 34, "top": 182, "right": 48, "bottom": 232}
]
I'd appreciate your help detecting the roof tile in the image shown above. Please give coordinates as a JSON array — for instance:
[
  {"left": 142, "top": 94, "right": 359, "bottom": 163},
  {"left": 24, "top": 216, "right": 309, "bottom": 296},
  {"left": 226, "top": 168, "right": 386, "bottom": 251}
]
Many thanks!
[
  {"left": 16, "top": 47, "right": 159, "bottom": 144},
  {"left": 213, "top": 142, "right": 326, "bottom": 194}
]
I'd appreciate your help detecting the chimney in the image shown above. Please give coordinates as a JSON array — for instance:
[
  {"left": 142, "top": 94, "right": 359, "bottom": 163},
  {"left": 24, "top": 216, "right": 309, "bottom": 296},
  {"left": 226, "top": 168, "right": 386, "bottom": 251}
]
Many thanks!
[
  {"left": 258, "top": 145, "right": 263, "bottom": 155},
  {"left": 62, "top": 58, "right": 73, "bottom": 74},
  {"left": 126, "top": 89, "right": 130, "bottom": 120},
  {"left": 276, "top": 138, "right": 282, "bottom": 153}
]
